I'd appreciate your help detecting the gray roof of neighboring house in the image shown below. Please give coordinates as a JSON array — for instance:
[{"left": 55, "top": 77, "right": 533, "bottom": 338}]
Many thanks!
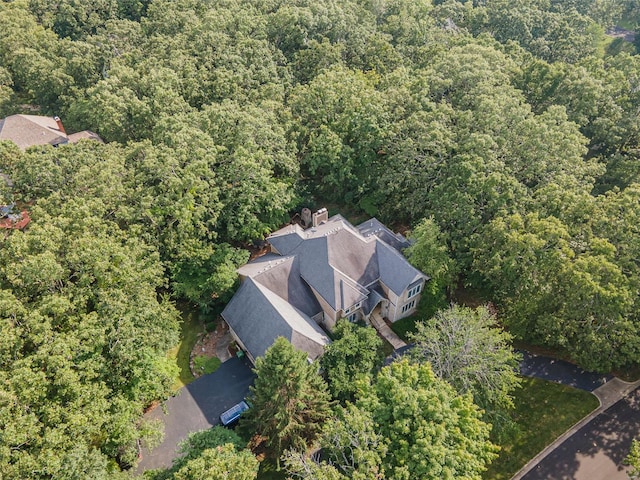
[
  {"left": 0, "top": 115, "right": 68, "bottom": 150},
  {"left": 222, "top": 278, "right": 330, "bottom": 361}
]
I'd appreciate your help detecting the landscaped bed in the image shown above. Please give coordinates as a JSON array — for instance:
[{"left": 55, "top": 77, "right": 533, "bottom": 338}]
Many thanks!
[{"left": 485, "top": 377, "right": 599, "bottom": 479}]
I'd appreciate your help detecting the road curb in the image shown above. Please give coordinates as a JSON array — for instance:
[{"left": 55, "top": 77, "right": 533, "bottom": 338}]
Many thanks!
[{"left": 510, "top": 378, "right": 640, "bottom": 480}]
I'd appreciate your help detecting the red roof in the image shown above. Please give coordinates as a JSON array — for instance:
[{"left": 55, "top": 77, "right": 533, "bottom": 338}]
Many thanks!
[{"left": 0, "top": 210, "right": 31, "bottom": 230}]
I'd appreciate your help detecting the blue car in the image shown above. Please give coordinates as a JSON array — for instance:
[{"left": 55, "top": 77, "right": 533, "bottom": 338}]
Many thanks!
[{"left": 220, "top": 400, "right": 250, "bottom": 427}]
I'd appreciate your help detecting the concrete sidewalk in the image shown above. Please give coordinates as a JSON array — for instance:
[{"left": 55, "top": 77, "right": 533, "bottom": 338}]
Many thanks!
[{"left": 512, "top": 378, "right": 640, "bottom": 479}]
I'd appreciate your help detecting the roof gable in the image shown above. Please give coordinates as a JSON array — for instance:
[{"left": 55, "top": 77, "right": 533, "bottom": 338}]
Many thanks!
[
  {"left": 222, "top": 279, "right": 330, "bottom": 361},
  {"left": 376, "top": 240, "right": 426, "bottom": 295}
]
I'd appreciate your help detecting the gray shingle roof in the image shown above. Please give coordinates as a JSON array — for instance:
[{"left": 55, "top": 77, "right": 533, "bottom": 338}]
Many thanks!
[
  {"left": 222, "top": 278, "right": 330, "bottom": 361},
  {"left": 225, "top": 214, "right": 428, "bottom": 362},
  {"left": 357, "top": 217, "right": 411, "bottom": 251},
  {"left": 376, "top": 240, "right": 426, "bottom": 296},
  {"left": 268, "top": 224, "right": 304, "bottom": 255},
  {"left": 250, "top": 255, "right": 321, "bottom": 317}
]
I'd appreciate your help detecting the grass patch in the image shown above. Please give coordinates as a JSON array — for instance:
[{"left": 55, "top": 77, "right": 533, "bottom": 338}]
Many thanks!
[
  {"left": 381, "top": 338, "right": 395, "bottom": 357},
  {"left": 484, "top": 377, "right": 599, "bottom": 479},
  {"left": 193, "top": 355, "right": 222, "bottom": 375},
  {"left": 390, "top": 294, "right": 446, "bottom": 342},
  {"left": 167, "top": 305, "right": 204, "bottom": 391},
  {"left": 390, "top": 316, "right": 418, "bottom": 342}
]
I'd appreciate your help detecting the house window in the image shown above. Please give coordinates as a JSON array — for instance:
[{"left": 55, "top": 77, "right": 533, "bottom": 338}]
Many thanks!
[
  {"left": 347, "top": 312, "right": 358, "bottom": 322},
  {"left": 344, "top": 302, "right": 362, "bottom": 317},
  {"left": 407, "top": 284, "right": 421, "bottom": 299},
  {"left": 401, "top": 300, "right": 416, "bottom": 314}
]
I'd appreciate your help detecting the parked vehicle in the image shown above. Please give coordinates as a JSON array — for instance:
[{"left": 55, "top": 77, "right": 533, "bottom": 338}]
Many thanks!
[{"left": 220, "top": 400, "right": 249, "bottom": 427}]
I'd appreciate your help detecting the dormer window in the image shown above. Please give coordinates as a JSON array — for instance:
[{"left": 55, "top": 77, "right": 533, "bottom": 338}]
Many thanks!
[{"left": 408, "top": 284, "right": 421, "bottom": 298}]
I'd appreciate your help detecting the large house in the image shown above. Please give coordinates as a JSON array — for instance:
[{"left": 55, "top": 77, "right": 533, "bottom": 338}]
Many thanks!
[
  {"left": 0, "top": 114, "right": 102, "bottom": 150},
  {"left": 222, "top": 210, "right": 428, "bottom": 364}
]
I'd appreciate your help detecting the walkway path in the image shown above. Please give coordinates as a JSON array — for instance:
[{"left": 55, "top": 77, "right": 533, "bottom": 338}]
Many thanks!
[
  {"left": 215, "top": 330, "right": 233, "bottom": 362},
  {"left": 369, "top": 312, "right": 407, "bottom": 350}
]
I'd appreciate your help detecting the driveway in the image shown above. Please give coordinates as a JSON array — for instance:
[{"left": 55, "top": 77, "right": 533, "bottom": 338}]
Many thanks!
[
  {"left": 522, "top": 386, "right": 640, "bottom": 480},
  {"left": 136, "top": 357, "right": 255, "bottom": 473},
  {"left": 519, "top": 351, "right": 611, "bottom": 392}
]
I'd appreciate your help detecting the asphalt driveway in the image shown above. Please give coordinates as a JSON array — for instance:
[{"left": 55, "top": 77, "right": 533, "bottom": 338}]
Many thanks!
[
  {"left": 522, "top": 386, "right": 640, "bottom": 480},
  {"left": 136, "top": 357, "right": 255, "bottom": 473},
  {"left": 519, "top": 351, "right": 612, "bottom": 392}
]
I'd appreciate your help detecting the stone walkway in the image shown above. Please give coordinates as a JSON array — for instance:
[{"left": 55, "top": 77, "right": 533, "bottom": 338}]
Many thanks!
[
  {"left": 216, "top": 330, "right": 233, "bottom": 362},
  {"left": 369, "top": 312, "right": 407, "bottom": 350}
]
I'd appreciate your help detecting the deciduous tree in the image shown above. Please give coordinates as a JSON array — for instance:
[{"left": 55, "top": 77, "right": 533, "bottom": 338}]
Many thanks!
[
  {"left": 320, "top": 320, "right": 383, "bottom": 402},
  {"left": 408, "top": 305, "right": 521, "bottom": 436}
]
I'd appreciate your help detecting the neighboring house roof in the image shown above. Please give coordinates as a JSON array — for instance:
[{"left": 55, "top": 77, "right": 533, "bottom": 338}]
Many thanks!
[
  {"left": 0, "top": 115, "right": 67, "bottom": 150},
  {"left": 0, "top": 114, "right": 103, "bottom": 150},
  {"left": 222, "top": 278, "right": 330, "bottom": 362},
  {"left": 223, "top": 213, "right": 428, "bottom": 362},
  {"left": 0, "top": 209, "right": 30, "bottom": 230},
  {"left": 68, "top": 130, "right": 104, "bottom": 144}
]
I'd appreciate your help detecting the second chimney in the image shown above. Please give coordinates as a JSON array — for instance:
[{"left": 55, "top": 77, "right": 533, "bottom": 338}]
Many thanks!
[
  {"left": 312, "top": 208, "right": 328, "bottom": 227},
  {"left": 54, "top": 116, "right": 66, "bottom": 134}
]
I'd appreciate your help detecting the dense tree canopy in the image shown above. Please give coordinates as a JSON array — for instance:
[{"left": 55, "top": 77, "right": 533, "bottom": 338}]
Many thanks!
[
  {"left": 287, "top": 360, "right": 497, "bottom": 480},
  {"left": 409, "top": 305, "right": 521, "bottom": 437},
  {"left": 319, "top": 320, "right": 384, "bottom": 402},
  {"left": 148, "top": 427, "right": 259, "bottom": 480},
  {"left": 0, "top": 0, "right": 639, "bottom": 476}
]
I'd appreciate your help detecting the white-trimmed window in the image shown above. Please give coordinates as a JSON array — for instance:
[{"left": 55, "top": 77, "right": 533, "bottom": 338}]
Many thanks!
[
  {"left": 407, "top": 284, "right": 421, "bottom": 299},
  {"left": 344, "top": 302, "right": 362, "bottom": 316},
  {"left": 347, "top": 312, "right": 358, "bottom": 322},
  {"left": 401, "top": 299, "right": 416, "bottom": 314}
]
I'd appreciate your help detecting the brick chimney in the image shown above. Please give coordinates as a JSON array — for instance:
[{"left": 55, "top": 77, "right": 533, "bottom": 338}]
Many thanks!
[{"left": 53, "top": 116, "right": 66, "bottom": 134}]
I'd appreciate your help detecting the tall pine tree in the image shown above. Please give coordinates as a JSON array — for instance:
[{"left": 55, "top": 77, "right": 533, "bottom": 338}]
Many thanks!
[{"left": 238, "top": 338, "right": 331, "bottom": 467}]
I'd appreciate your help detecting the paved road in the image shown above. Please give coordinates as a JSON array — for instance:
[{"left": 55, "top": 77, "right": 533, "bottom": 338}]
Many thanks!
[
  {"left": 136, "top": 357, "right": 255, "bottom": 472},
  {"left": 519, "top": 351, "right": 612, "bottom": 392},
  {"left": 522, "top": 386, "right": 640, "bottom": 480}
]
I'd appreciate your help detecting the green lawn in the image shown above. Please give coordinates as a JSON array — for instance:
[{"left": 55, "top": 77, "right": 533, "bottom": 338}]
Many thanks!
[
  {"left": 390, "top": 294, "right": 445, "bottom": 342},
  {"left": 484, "top": 377, "right": 599, "bottom": 479},
  {"left": 193, "top": 355, "right": 222, "bottom": 375},
  {"left": 167, "top": 305, "right": 204, "bottom": 391}
]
